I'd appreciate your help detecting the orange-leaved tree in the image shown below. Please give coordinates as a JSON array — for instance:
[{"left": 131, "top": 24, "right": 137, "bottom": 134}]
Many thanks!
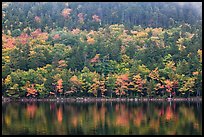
[
  {"left": 56, "top": 79, "right": 63, "bottom": 97},
  {"left": 129, "top": 74, "right": 144, "bottom": 97},
  {"left": 115, "top": 74, "right": 129, "bottom": 97},
  {"left": 87, "top": 36, "right": 95, "bottom": 45},
  {"left": 164, "top": 79, "right": 173, "bottom": 97},
  {"left": 68, "top": 75, "right": 82, "bottom": 96},
  {"left": 2, "top": 34, "right": 16, "bottom": 49},
  {"left": 61, "top": 8, "right": 72, "bottom": 18},
  {"left": 26, "top": 83, "right": 38, "bottom": 97}
]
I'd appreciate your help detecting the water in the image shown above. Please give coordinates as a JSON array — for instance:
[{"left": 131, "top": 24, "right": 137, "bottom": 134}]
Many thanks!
[{"left": 2, "top": 101, "right": 202, "bottom": 135}]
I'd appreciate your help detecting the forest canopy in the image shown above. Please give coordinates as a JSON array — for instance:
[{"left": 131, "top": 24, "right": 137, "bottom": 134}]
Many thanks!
[
  {"left": 2, "top": 2, "right": 202, "bottom": 31},
  {"left": 2, "top": 2, "right": 202, "bottom": 99}
]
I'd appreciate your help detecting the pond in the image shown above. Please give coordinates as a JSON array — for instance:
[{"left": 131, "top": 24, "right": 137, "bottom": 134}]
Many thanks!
[{"left": 2, "top": 101, "right": 202, "bottom": 135}]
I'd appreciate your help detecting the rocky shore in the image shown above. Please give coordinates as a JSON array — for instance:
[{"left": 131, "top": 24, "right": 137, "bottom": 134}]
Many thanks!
[{"left": 2, "top": 96, "right": 202, "bottom": 103}]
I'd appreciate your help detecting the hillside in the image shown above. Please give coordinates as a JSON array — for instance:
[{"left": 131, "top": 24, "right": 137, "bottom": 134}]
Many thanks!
[{"left": 2, "top": 2, "right": 202, "bottom": 98}]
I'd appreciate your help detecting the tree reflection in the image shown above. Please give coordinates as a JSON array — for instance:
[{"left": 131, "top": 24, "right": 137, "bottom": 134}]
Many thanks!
[
  {"left": 2, "top": 102, "right": 202, "bottom": 135},
  {"left": 165, "top": 105, "right": 173, "bottom": 121},
  {"left": 57, "top": 107, "right": 63, "bottom": 123},
  {"left": 26, "top": 103, "right": 37, "bottom": 119}
]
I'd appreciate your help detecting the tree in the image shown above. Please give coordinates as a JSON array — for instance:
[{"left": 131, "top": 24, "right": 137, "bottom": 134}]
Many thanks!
[
  {"left": 68, "top": 75, "right": 82, "bottom": 96},
  {"left": 115, "top": 74, "right": 129, "bottom": 97},
  {"left": 179, "top": 77, "right": 196, "bottom": 97},
  {"left": 131, "top": 74, "right": 144, "bottom": 97},
  {"left": 105, "top": 73, "right": 117, "bottom": 98}
]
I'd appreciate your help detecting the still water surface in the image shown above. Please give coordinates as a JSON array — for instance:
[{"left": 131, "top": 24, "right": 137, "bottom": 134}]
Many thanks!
[{"left": 2, "top": 101, "right": 202, "bottom": 135}]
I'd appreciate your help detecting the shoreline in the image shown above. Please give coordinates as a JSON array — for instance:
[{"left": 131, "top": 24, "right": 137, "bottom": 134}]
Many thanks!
[{"left": 2, "top": 97, "right": 202, "bottom": 103}]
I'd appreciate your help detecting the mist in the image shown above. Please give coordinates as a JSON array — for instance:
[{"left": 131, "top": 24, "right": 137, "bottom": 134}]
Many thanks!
[{"left": 174, "top": 2, "right": 202, "bottom": 17}]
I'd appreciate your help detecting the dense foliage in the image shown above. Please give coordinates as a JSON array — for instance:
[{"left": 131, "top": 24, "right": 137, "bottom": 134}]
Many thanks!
[
  {"left": 2, "top": 2, "right": 202, "bottom": 99},
  {"left": 2, "top": 2, "right": 202, "bottom": 31}
]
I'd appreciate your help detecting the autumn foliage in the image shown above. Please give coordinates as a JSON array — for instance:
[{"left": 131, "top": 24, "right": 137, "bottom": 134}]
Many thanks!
[
  {"left": 115, "top": 74, "right": 129, "bottom": 96},
  {"left": 56, "top": 79, "right": 63, "bottom": 93},
  {"left": 92, "top": 14, "right": 101, "bottom": 22},
  {"left": 70, "top": 75, "right": 82, "bottom": 86},
  {"left": 90, "top": 54, "right": 100, "bottom": 63},
  {"left": 132, "top": 74, "right": 143, "bottom": 92},
  {"left": 2, "top": 34, "right": 15, "bottom": 49},
  {"left": 17, "top": 33, "right": 30, "bottom": 45},
  {"left": 1, "top": 3, "right": 202, "bottom": 99},
  {"left": 26, "top": 84, "right": 38, "bottom": 97},
  {"left": 164, "top": 80, "right": 173, "bottom": 93},
  {"left": 61, "top": 8, "right": 72, "bottom": 18},
  {"left": 87, "top": 36, "right": 95, "bottom": 44},
  {"left": 53, "top": 34, "right": 60, "bottom": 40},
  {"left": 31, "top": 29, "right": 48, "bottom": 42}
]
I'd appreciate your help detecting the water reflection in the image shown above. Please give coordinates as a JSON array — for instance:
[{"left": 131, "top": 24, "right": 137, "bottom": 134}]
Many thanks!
[
  {"left": 2, "top": 101, "right": 202, "bottom": 135},
  {"left": 26, "top": 104, "right": 37, "bottom": 118}
]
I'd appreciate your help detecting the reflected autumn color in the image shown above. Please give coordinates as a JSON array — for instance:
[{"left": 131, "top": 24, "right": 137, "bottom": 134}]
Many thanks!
[
  {"left": 57, "top": 107, "right": 63, "bottom": 123},
  {"left": 2, "top": 102, "right": 202, "bottom": 135},
  {"left": 165, "top": 105, "right": 173, "bottom": 121},
  {"left": 133, "top": 110, "right": 143, "bottom": 127},
  {"left": 26, "top": 103, "right": 37, "bottom": 118},
  {"left": 71, "top": 115, "right": 78, "bottom": 128},
  {"left": 50, "top": 103, "right": 55, "bottom": 110}
]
